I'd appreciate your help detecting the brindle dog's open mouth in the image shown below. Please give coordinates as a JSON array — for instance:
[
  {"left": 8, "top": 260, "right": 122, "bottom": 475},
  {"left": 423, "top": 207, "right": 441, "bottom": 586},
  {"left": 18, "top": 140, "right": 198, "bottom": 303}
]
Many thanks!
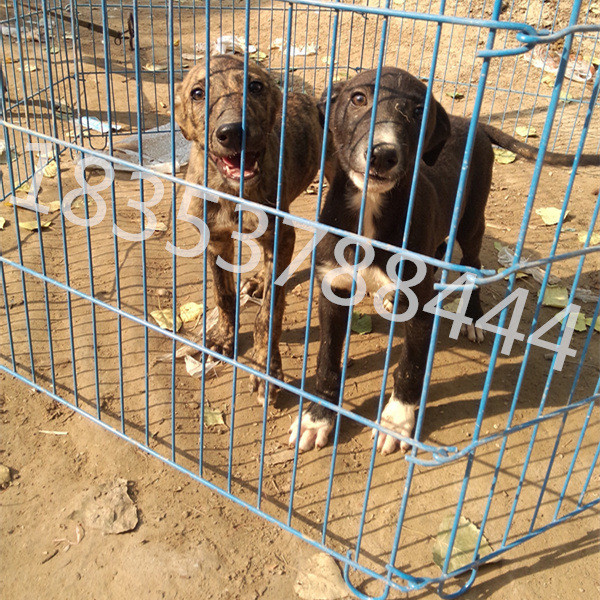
[{"left": 212, "top": 153, "right": 260, "bottom": 181}]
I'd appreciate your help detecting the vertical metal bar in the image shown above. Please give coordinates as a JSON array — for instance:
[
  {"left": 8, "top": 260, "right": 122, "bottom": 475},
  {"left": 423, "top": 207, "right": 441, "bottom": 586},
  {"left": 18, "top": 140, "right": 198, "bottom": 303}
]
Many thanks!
[
  {"left": 288, "top": 1, "right": 342, "bottom": 526},
  {"left": 198, "top": 0, "right": 212, "bottom": 481},
  {"left": 324, "top": 0, "right": 393, "bottom": 550},
  {"left": 6, "top": 0, "right": 37, "bottom": 382},
  {"left": 167, "top": 0, "right": 177, "bottom": 464}
]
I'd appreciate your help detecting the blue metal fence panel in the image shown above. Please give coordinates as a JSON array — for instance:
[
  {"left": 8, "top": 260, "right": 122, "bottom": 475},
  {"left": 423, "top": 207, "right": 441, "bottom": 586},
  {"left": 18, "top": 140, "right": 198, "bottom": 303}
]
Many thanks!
[{"left": 1, "top": 0, "right": 599, "bottom": 597}]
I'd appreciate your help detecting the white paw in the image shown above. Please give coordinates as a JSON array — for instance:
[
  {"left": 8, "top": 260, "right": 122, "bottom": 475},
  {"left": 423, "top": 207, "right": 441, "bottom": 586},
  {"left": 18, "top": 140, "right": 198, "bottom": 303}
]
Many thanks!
[
  {"left": 289, "top": 412, "right": 334, "bottom": 452},
  {"left": 372, "top": 395, "right": 416, "bottom": 455},
  {"left": 383, "top": 295, "right": 394, "bottom": 314},
  {"left": 461, "top": 322, "right": 484, "bottom": 343}
]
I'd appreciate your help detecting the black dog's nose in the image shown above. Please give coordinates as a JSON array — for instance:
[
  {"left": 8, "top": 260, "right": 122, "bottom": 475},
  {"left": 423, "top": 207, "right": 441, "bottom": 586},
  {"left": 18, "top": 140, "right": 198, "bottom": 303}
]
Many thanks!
[
  {"left": 369, "top": 144, "right": 399, "bottom": 174},
  {"left": 215, "top": 122, "right": 244, "bottom": 150}
]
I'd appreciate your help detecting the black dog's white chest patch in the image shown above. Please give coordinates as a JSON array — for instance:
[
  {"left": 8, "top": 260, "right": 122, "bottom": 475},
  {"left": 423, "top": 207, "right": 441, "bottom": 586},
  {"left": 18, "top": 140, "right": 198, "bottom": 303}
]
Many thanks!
[{"left": 348, "top": 188, "right": 386, "bottom": 239}]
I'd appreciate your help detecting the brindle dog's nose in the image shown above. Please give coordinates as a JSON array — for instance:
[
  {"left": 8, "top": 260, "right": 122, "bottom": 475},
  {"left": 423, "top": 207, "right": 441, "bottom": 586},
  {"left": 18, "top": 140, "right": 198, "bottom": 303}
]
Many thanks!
[
  {"left": 215, "top": 122, "right": 244, "bottom": 150},
  {"left": 369, "top": 144, "right": 399, "bottom": 174}
]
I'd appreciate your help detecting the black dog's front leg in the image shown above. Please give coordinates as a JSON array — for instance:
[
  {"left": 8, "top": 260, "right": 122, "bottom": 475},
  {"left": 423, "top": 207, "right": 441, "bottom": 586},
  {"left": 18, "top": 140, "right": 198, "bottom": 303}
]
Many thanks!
[
  {"left": 288, "top": 286, "right": 351, "bottom": 451},
  {"left": 374, "top": 296, "right": 435, "bottom": 455}
]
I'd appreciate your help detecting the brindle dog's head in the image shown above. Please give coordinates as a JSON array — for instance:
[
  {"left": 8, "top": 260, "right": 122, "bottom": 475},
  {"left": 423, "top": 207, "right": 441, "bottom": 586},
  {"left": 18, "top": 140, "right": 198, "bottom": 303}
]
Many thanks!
[
  {"left": 319, "top": 67, "right": 451, "bottom": 193},
  {"left": 175, "top": 54, "right": 281, "bottom": 189}
]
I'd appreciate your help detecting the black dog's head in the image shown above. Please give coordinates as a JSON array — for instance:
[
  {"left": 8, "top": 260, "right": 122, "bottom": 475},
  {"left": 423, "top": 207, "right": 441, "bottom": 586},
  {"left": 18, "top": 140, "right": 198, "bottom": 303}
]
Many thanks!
[
  {"left": 319, "top": 67, "right": 451, "bottom": 193},
  {"left": 174, "top": 54, "right": 282, "bottom": 188}
]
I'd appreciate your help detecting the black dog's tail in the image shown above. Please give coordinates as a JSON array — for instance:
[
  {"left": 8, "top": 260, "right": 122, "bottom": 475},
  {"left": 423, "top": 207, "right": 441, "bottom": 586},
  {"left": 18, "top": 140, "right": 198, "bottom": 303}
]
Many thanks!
[{"left": 481, "top": 123, "right": 600, "bottom": 167}]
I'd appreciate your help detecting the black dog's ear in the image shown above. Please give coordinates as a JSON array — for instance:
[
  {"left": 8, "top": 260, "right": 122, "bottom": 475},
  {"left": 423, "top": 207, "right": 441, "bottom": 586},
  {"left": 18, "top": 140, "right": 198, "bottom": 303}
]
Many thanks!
[
  {"left": 422, "top": 99, "right": 451, "bottom": 166},
  {"left": 317, "top": 80, "right": 346, "bottom": 128}
]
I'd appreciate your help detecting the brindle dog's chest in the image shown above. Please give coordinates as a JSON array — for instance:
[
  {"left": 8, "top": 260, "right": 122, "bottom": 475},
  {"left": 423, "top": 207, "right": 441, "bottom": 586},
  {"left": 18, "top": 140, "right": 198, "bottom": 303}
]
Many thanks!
[{"left": 202, "top": 197, "right": 266, "bottom": 243}]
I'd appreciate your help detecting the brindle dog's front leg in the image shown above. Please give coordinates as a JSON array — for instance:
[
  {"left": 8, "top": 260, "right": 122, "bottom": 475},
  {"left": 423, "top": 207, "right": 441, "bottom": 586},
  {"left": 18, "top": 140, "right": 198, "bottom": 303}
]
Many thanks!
[
  {"left": 249, "top": 222, "right": 296, "bottom": 405},
  {"left": 207, "top": 239, "right": 236, "bottom": 358}
]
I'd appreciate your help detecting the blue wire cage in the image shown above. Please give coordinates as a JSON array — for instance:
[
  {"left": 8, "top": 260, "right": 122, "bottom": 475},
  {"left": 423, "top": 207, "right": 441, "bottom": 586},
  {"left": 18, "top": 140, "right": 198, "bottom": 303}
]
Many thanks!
[{"left": 1, "top": 0, "right": 599, "bottom": 597}]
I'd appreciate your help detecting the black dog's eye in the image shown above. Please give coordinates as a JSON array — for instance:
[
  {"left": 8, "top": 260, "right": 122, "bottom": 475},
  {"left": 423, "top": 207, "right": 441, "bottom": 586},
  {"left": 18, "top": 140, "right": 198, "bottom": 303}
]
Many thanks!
[
  {"left": 351, "top": 92, "right": 367, "bottom": 107},
  {"left": 191, "top": 87, "right": 205, "bottom": 101},
  {"left": 414, "top": 105, "right": 424, "bottom": 120},
  {"left": 249, "top": 80, "right": 264, "bottom": 94}
]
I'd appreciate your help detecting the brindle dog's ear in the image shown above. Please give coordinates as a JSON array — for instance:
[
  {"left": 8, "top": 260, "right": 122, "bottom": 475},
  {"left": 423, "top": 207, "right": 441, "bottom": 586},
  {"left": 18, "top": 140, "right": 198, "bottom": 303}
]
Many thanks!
[
  {"left": 317, "top": 80, "right": 346, "bottom": 129},
  {"left": 422, "top": 98, "right": 451, "bottom": 166},
  {"left": 173, "top": 83, "right": 193, "bottom": 141}
]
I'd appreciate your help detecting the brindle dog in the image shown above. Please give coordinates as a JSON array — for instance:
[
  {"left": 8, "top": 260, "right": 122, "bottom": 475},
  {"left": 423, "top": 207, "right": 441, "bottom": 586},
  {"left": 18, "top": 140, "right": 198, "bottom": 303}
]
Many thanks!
[
  {"left": 175, "top": 55, "right": 324, "bottom": 404},
  {"left": 289, "top": 66, "right": 599, "bottom": 454}
]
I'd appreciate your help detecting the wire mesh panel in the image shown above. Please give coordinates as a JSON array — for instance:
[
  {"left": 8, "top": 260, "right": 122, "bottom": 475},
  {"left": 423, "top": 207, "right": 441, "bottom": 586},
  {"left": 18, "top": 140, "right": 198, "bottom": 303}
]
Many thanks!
[{"left": 1, "top": 0, "right": 599, "bottom": 597}]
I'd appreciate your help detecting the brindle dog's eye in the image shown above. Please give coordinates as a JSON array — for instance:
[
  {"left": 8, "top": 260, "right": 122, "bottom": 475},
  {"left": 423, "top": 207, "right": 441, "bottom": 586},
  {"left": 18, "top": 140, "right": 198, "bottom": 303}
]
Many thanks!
[
  {"left": 351, "top": 92, "right": 367, "bottom": 107},
  {"left": 414, "top": 105, "right": 424, "bottom": 120},
  {"left": 249, "top": 80, "right": 264, "bottom": 94},
  {"left": 191, "top": 87, "right": 205, "bottom": 101}
]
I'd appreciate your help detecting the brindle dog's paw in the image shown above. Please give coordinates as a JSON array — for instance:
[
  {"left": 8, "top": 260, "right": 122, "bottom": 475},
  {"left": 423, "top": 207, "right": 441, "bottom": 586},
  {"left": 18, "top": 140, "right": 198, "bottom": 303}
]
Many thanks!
[
  {"left": 206, "top": 326, "right": 234, "bottom": 358},
  {"left": 249, "top": 351, "right": 283, "bottom": 406},
  {"left": 241, "top": 274, "right": 265, "bottom": 299}
]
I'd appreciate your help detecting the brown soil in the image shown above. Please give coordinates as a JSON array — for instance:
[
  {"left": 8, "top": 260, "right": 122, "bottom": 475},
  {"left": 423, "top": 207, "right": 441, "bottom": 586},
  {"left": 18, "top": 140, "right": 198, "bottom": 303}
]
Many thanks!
[{"left": 1, "top": 1, "right": 599, "bottom": 599}]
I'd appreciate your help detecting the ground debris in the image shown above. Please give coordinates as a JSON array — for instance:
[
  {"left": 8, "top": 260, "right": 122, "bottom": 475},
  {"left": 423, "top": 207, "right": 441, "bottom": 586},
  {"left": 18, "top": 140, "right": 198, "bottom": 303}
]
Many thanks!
[
  {"left": 294, "top": 552, "right": 350, "bottom": 600},
  {"left": 0, "top": 464, "right": 12, "bottom": 487},
  {"left": 68, "top": 478, "right": 138, "bottom": 534}
]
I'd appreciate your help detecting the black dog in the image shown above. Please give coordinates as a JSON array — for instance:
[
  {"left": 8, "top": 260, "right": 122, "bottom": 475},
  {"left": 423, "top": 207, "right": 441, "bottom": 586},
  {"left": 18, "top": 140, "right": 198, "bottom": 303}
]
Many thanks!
[{"left": 289, "top": 66, "right": 598, "bottom": 454}]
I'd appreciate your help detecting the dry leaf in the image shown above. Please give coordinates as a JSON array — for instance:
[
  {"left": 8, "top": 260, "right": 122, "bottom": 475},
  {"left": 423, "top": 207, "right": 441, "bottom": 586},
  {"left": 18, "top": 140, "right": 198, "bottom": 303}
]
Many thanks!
[
  {"left": 541, "top": 74, "right": 555, "bottom": 86},
  {"left": 561, "top": 312, "right": 587, "bottom": 332},
  {"left": 181, "top": 52, "right": 203, "bottom": 60},
  {"left": 75, "top": 524, "right": 85, "bottom": 544},
  {"left": 432, "top": 514, "right": 494, "bottom": 573},
  {"left": 143, "top": 63, "right": 167, "bottom": 72},
  {"left": 577, "top": 231, "right": 600, "bottom": 245},
  {"left": 204, "top": 407, "right": 225, "bottom": 427},
  {"left": 585, "top": 317, "right": 600, "bottom": 333},
  {"left": 559, "top": 91, "right": 574, "bottom": 103},
  {"left": 535, "top": 207, "right": 568, "bottom": 226},
  {"left": 154, "top": 222, "right": 168, "bottom": 232},
  {"left": 150, "top": 308, "right": 182, "bottom": 332},
  {"left": 540, "top": 286, "right": 570, "bottom": 308},
  {"left": 46, "top": 200, "right": 62, "bottom": 212},
  {"left": 351, "top": 312, "right": 372, "bottom": 335},
  {"left": 493, "top": 148, "right": 516, "bottom": 164},
  {"left": 446, "top": 91, "right": 464, "bottom": 100},
  {"left": 19, "top": 220, "right": 52, "bottom": 231},
  {"left": 179, "top": 301, "right": 203, "bottom": 323},
  {"left": 443, "top": 298, "right": 461, "bottom": 313},
  {"left": 0, "top": 217, "right": 6, "bottom": 229},
  {"left": 515, "top": 125, "right": 537, "bottom": 137},
  {"left": 43, "top": 162, "right": 58, "bottom": 178},
  {"left": 250, "top": 50, "right": 268, "bottom": 62},
  {"left": 18, "top": 62, "right": 37, "bottom": 72}
]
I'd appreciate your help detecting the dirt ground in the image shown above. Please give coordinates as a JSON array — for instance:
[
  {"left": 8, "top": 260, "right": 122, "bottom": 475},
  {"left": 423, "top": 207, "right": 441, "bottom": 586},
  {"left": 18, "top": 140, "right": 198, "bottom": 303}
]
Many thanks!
[{"left": 1, "top": 1, "right": 600, "bottom": 599}]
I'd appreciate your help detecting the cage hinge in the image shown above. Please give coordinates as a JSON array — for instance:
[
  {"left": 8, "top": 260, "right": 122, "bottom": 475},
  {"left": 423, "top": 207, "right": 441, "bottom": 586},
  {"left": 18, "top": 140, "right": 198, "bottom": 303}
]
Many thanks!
[{"left": 478, "top": 23, "right": 600, "bottom": 58}]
